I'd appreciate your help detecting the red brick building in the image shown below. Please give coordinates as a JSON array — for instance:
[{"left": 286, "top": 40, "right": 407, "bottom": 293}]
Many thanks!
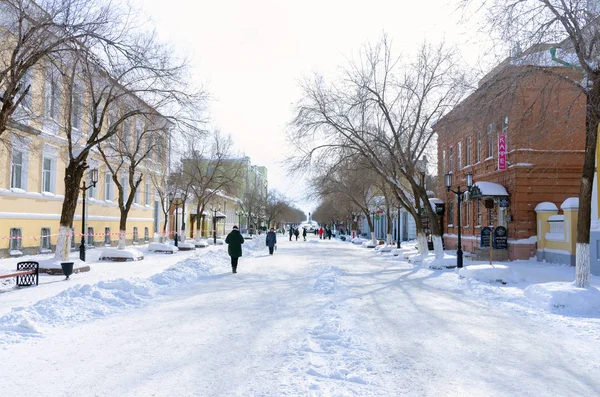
[{"left": 434, "top": 53, "right": 585, "bottom": 260}]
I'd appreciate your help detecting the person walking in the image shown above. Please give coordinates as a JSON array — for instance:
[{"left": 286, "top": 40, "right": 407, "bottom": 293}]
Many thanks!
[
  {"left": 294, "top": 228, "right": 300, "bottom": 241},
  {"left": 302, "top": 227, "right": 307, "bottom": 241},
  {"left": 266, "top": 227, "right": 277, "bottom": 255},
  {"left": 225, "top": 225, "right": 245, "bottom": 274},
  {"left": 327, "top": 228, "right": 332, "bottom": 240},
  {"left": 289, "top": 227, "right": 293, "bottom": 241},
  {"left": 318, "top": 227, "right": 324, "bottom": 240}
]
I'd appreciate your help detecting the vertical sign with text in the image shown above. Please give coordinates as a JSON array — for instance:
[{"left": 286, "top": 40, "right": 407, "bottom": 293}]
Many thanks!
[{"left": 498, "top": 133, "right": 507, "bottom": 170}]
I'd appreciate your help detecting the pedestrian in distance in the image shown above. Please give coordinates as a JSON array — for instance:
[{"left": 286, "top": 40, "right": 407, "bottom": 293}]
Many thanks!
[
  {"left": 327, "top": 228, "right": 332, "bottom": 240},
  {"left": 318, "top": 227, "right": 324, "bottom": 240},
  {"left": 225, "top": 225, "right": 245, "bottom": 274},
  {"left": 294, "top": 228, "right": 300, "bottom": 241},
  {"left": 266, "top": 227, "right": 277, "bottom": 255},
  {"left": 302, "top": 227, "right": 307, "bottom": 241},
  {"left": 289, "top": 227, "right": 293, "bottom": 241}
]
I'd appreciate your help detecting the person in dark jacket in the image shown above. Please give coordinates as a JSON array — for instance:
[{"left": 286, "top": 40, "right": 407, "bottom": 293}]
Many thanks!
[
  {"left": 302, "top": 227, "right": 307, "bottom": 241},
  {"left": 266, "top": 227, "right": 277, "bottom": 255},
  {"left": 294, "top": 228, "right": 300, "bottom": 241},
  {"left": 327, "top": 228, "right": 332, "bottom": 240},
  {"left": 289, "top": 227, "right": 293, "bottom": 241},
  {"left": 225, "top": 226, "right": 245, "bottom": 273}
]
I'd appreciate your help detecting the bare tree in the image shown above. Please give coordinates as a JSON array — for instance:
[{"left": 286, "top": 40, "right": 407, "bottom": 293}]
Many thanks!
[
  {"left": 264, "top": 190, "right": 291, "bottom": 228},
  {"left": 240, "top": 182, "right": 267, "bottom": 234},
  {"left": 292, "top": 37, "right": 468, "bottom": 256},
  {"left": 0, "top": 0, "right": 121, "bottom": 144},
  {"left": 460, "top": 0, "right": 600, "bottom": 286},
  {"left": 182, "top": 131, "right": 242, "bottom": 239}
]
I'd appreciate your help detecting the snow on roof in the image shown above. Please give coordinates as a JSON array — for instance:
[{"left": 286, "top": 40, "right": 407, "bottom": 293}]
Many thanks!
[
  {"left": 535, "top": 202, "right": 558, "bottom": 212},
  {"left": 561, "top": 198, "right": 579, "bottom": 210},
  {"left": 473, "top": 181, "right": 509, "bottom": 197}
]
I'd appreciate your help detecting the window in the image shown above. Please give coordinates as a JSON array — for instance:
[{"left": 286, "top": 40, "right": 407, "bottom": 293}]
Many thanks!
[
  {"left": 122, "top": 119, "right": 130, "bottom": 151},
  {"left": 447, "top": 202, "right": 454, "bottom": 226},
  {"left": 120, "top": 173, "right": 128, "bottom": 203},
  {"left": 457, "top": 142, "right": 462, "bottom": 169},
  {"left": 146, "top": 132, "right": 153, "bottom": 153},
  {"left": 87, "top": 227, "right": 95, "bottom": 246},
  {"left": 442, "top": 150, "right": 446, "bottom": 175},
  {"left": 144, "top": 182, "right": 151, "bottom": 205},
  {"left": 71, "top": 85, "right": 82, "bottom": 130},
  {"left": 105, "top": 172, "right": 113, "bottom": 200},
  {"left": 134, "top": 185, "right": 140, "bottom": 204},
  {"left": 41, "top": 228, "right": 51, "bottom": 250},
  {"left": 476, "top": 201, "right": 482, "bottom": 226},
  {"left": 11, "top": 150, "right": 24, "bottom": 189},
  {"left": 487, "top": 123, "right": 494, "bottom": 158},
  {"left": 20, "top": 70, "right": 33, "bottom": 111},
  {"left": 466, "top": 137, "right": 471, "bottom": 166},
  {"left": 155, "top": 136, "right": 162, "bottom": 164},
  {"left": 45, "top": 69, "right": 61, "bottom": 121},
  {"left": 42, "top": 156, "right": 55, "bottom": 193},
  {"left": 10, "top": 228, "right": 22, "bottom": 251},
  {"left": 449, "top": 147, "right": 453, "bottom": 172},
  {"left": 144, "top": 227, "right": 149, "bottom": 242},
  {"left": 133, "top": 227, "right": 139, "bottom": 243},
  {"left": 104, "top": 227, "right": 111, "bottom": 245},
  {"left": 477, "top": 131, "right": 482, "bottom": 162},
  {"left": 88, "top": 173, "right": 97, "bottom": 199}
]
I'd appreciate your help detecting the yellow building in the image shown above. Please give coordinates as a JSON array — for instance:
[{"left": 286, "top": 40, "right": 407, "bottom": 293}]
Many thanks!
[{"left": 0, "top": 66, "right": 166, "bottom": 259}]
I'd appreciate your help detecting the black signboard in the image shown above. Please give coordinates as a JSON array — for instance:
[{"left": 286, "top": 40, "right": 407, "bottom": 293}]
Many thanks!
[
  {"left": 480, "top": 227, "right": 492, "bottom": 247},
  {"left": 493, "top": 226, "right": 508, "bottom": 249}
]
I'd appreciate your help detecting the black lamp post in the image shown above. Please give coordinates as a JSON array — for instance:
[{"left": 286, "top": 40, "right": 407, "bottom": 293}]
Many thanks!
[
  {"left": 79, "top": 167, "right": 98, "bottom": 261},
  {"left": 397, "top": 206, "right": 401, "bottom": 249},
  {"left": 211, "top": 207, "right": 221, "bottom": 245},
  {"left": 445, "top": 172, "right": 474, "bottom": 268},
  {"left": 168, "top": 192, "right": 182, "bottom": 247}
]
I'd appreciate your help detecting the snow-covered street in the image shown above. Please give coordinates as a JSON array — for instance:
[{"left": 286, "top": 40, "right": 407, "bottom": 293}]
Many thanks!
[{"left": 1, "top": 236, "right": 600, "bottom": 396}]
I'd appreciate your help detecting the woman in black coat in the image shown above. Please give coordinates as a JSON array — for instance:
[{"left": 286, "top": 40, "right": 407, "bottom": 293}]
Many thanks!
[
  {"left": 225, "top": 226, "right": 245, "bottom": 273},
  {"left": 266, "top": 228, "right": 277, "bottom": 255}
]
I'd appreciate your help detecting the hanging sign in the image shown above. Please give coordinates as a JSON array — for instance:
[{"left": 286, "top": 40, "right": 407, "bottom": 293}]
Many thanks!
[{"left": 498, "top": 133, "right": 507, "bottom": 170}]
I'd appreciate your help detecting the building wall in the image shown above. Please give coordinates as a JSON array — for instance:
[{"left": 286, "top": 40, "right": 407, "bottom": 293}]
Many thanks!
[{"left": 436, "top": 65, "right": 585, "bottom": 260}]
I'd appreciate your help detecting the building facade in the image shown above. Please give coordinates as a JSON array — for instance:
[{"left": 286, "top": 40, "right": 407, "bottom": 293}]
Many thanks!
[{"left": 435, "top": 58, "right": 585, "bottom": 261}]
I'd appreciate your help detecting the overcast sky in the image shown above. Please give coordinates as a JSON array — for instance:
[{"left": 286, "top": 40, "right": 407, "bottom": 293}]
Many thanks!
[{"left": 135, "top": 0, "right": 486, "bottom": 213}]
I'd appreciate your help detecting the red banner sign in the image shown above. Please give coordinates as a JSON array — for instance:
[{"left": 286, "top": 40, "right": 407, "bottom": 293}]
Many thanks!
[{"left": 498, "top": 133, "right": 507, "bottom": 170}]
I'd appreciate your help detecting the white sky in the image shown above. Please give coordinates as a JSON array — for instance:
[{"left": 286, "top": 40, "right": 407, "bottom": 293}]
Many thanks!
[{"left": 134, "top": 0, "right": 487, "bottom": 213}]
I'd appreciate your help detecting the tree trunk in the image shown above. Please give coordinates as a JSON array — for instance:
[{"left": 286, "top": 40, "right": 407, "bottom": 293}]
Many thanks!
[
  {"left": 575, "top": 80, "right": 600, "bottom": 287},
  {"left": 386, "top": 213, "right": 393, "bottom": 245},
  {"left": 118, "top": 230, "right": 127, "bottom": 250},
  {"left": 55, "top": 161, "right": 86, "bottom": 261}
]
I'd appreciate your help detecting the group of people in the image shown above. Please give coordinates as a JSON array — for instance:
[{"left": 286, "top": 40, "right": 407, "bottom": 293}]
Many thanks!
[
  {"left": 288, "top": 227, "right": 307, "bottom": 241},
  {"left": 225, "top": 226, "right": 279, "bottom": 274}
]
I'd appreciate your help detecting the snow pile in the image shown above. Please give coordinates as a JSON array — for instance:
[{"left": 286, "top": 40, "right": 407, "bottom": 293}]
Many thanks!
[
  {"left": 0, "top": 251, "right": 229, "bottom": 345},
  {"left": 148, "top": 242, "right": 178, "bottom": 253},
  {"left": 351, "top": 238, "right": 367, "bottom": 245},
  {"left": 99, "top": 248, "right": 144, "bottom": 261},
  {"left": 458, "top": 264, "right": 520, "bottom": 283},
  {"left": 524, "top": 282, "right": 600, "bottom": 313},
  {"left": 313, "top": 266, "right": 345, "bottom": 295},
  {"left": 421, "top": 253, "right": 460, "bottom": 269}
]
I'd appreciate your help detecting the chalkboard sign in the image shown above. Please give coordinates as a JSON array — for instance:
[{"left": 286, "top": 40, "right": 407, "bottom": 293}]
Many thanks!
[
  {"left": 493, "top": 226, "right": 508, "bottom": 249},
  {"left": 480, "top": 227, "right": 492, "bottom": 247}
]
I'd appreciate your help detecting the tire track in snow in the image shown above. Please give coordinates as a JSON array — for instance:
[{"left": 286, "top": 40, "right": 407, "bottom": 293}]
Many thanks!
[{"left": 280, "top": 265, "right": 381, "bottom": 396}]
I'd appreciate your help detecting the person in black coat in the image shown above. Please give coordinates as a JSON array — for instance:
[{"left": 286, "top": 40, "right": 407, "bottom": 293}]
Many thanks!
[
  {"left": 266, "top": 228, "right": 277, "bottom": 255},
  {"left": 294, "top": 228, "right": 300, "bottom": 241},
  {"left": 225, "top": 226, "right": 245, "bottom": 273},
  {"left": 302, "top": 227, "right": 307, "bottom": 241},
  {"left": 288, "top": 227, "right": 293, "bottom": 241}
]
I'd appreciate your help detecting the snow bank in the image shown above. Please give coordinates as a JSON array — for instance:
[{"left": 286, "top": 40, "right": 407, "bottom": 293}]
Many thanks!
[
  {"left": 524, "top": 282, "right": 600, "bottom": 313},
  {"left": 459, "top": 264, "right": 519, "bottom": 283},
  {"left": 0, "top": 251, "right": 230, "bottom": 345},
  {"left": 99, "top": 248, "right": 144, "bottom": 261}
]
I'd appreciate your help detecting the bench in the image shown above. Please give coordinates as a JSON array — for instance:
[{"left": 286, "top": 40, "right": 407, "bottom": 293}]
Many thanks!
[{"left": 0, "top": 261, "right": 39, "bottom": 287}]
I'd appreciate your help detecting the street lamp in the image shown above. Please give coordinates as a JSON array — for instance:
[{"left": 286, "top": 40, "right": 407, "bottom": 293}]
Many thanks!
[
  {"left": 211, "top": 206, "right": 221, "bottom": 245},
  {"left": 235, "top": 209, "right": 242, "bottom": 230},
  {"left": 79, "top": 166, "right": 98, "bottom": 261},
  {"left": 445, "top": 172, "right": 474, "bottom": 268},
  {"left": 168, "top": 192, "right": 182, "bottom": 247}
]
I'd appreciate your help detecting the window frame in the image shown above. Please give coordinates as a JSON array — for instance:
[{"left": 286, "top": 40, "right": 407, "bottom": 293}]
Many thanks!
[
  {"left": 9, "top": 228, "right": 22, "bottom": 251},
  {"left": 41, "top": 227, "right": 51, "bottom": 250},
  {"left": 466, "top": 137, "right": 471, "bottom": 166}
]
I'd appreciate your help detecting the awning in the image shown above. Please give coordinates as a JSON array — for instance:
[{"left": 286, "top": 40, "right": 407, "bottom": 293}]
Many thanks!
[
  {"left": 212, "top": 211, "right": 227, "bottom": 219},
  {"left": 471, "top": 181, "right": 509, "bottom": 198}
]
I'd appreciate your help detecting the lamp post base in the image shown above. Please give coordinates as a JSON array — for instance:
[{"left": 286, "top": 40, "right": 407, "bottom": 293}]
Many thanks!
[{"left": 457, "top": 248, "right": 463, "bottom": 268}]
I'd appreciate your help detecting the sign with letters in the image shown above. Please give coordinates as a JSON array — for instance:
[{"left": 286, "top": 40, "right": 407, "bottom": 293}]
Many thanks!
[
  {"left": 480, "top": 226, "right": 492, "bottom": 247},
  {"left": 498, "top": 133, "right": 507, "bottom": 170},
  {"left": 493, "top": 226, "right": 508, "bottom": 249}
]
